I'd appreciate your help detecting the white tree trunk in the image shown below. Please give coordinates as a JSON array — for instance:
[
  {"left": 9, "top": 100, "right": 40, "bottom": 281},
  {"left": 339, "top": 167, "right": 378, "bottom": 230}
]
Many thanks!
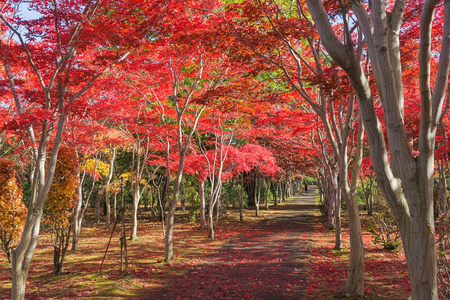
[
  {"left": 305, "top": 1, "right": 448, "bottom": 297},
  {"left": 198, "top": 180, "right": 207, "bottom": 229}
]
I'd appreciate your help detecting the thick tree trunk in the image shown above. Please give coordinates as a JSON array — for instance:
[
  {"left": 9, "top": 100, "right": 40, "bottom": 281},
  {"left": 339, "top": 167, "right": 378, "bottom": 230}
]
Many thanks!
[
  {"left": 398, "top": 187, "right": 437, "bottom": 299},
  {"left": 11, "top": 251, "right": 27, "bottom": 300},
  {"left": 304, "top": 0, "right": 447, "bottom": 297},
  {"left": 342, "top": 190, "right": 364, "bottom": 296}
]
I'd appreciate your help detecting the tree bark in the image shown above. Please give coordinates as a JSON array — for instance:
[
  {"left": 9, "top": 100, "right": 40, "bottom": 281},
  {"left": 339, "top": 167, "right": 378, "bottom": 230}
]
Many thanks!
[
  {"left": 305, "top": 0, "right": 448, "bottom": 296},
  {"left": 255, "top": 174, "right": 261, "bottom": 216},
  {"left": 265, "top": 181, "right": 271, "bottom": 210},
  {"left": 239, "top": 174, "right": 244, "bottom": 222},
  {"left": 11, "top": 114, "right": 68, "bottom": 300},
  {"left": 104, "top": 148, "right": 116, "bottom": 228},
  {"left": 164, "top": 106, "right": 204, "bottom": 262},
  {"left": 198, "top": 180, "right": 207, "bottom": 228}
]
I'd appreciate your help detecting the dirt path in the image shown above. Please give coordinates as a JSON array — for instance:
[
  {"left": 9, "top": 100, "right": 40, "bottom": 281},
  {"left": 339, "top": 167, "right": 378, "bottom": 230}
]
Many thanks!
[{"left": 152, "top": 187, "right": 319, "bottom": 300}]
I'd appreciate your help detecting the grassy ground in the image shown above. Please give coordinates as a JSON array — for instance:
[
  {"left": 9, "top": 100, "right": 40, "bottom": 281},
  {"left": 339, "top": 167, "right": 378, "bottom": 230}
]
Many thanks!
[{"left": 0, "top": 191, "right": 411, "bottom": 299}]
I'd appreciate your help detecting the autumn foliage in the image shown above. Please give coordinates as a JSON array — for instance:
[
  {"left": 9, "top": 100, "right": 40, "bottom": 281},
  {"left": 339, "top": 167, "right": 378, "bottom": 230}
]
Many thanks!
[
  {"left": 44, "top": 145, "right": 79, "bottom": 274},
  {"left": 0, "top": 159, "right": 27, "bottom": 264}
]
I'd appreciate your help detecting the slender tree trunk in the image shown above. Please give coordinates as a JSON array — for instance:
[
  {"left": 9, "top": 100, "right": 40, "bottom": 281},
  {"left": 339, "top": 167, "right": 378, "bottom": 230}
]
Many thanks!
[
  {"left": 53, "top": 227, "right": 71, "bottom": 275},
  {"left": 105, "top": 189, "right": 111, "bottom": 228},
  {"left": 113, "top": 192, "right": 118, "bottom": 222},
  {"left": 72, "top": 186, "right": 83, "bottom": 252},
  {"left": 214, "top": 188, "right": 221, "bottom": 226},
  {"left": 208, "top": 179, "right": 221, "bottom": 239},
  {"left": 367, "top": 183, "right": 374, "bottom": 216},
  {"left": 94, "top": 186, "right": 103, "bottom": 224},
  {"left": 333, "top": 190, "right": 342, "bottom": 250},
  {"left": 255, "top": 174, "right": 261, "bottom": 216},
  {"left": 180, "top": 185, "right": 187, "bottom": 211},
  {"left": 265, "top": 181, "right": 271, "bottom": 210},
  {"left": 208, "top": 206, "right": 214, "bottom": 240},
  {"left": 437, "top": 158, "right": 448, "bottom": 254},
  {"left": 104, "top": 148, "right": 115, "bottom": 228},
  {"left": 130, "top": 147, "right": 139, "bottom": 241},
  {"left": 130, "top": 142, "right": 148, "bottom": 241},
  {"left": 130, "top": 190, "right": 140, "bottom": 241},
  {"left": 272, "top": 183, "right": 278, "bottom": 206},
  {"left": 164, "top": 138, "right": 187, "bottom": 262},
  {"left": 199, "top": 180, "right": 207, "bottom": 229},
  {"left": 72, "top": 157, "right": 97, "bottom": 251},
  {"left": 239, "top": 175, "right": 244, "bottom": 222}
]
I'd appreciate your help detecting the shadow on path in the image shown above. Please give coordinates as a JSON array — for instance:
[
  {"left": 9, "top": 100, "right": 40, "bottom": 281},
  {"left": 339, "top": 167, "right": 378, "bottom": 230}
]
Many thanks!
[{"left": 151, "top": 188, "right": 319, "bottom": 300}]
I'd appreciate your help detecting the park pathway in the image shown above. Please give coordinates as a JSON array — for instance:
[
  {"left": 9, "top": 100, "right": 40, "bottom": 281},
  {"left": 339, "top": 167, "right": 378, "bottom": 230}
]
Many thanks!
[{"left": 153, "top": 187, "right": 319, "bottom": 300}]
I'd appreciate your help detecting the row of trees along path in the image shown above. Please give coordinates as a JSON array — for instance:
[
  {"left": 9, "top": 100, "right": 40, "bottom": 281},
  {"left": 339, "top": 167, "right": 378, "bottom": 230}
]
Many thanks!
[{"left": 153, "top": 187, "right": 318, "bottom": 299}]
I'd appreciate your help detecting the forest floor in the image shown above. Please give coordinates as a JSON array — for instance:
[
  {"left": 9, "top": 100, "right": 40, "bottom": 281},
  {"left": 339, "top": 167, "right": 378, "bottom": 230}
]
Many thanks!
[{"left": 0, "top": 186, "right": 411, "bottom": 299}]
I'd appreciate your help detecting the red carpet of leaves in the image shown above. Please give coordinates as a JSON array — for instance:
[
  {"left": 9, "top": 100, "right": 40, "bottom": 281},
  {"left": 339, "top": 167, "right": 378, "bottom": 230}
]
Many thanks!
[
  {"left": 0, "top": 192, "right": 412, "bottom": 299},
  {"left": 151, "top": 206, "right": 314, "bottom": 299},
  {"left": 306, "top": 222, "right": 410, "bottom": 299}
]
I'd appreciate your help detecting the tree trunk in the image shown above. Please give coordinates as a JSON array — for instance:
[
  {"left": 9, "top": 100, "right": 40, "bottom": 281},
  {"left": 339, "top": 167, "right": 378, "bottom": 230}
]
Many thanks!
[
  {"left": 215, "top": 187, "right": 221, "bottom": 226},
  {"left": 239, "top": 176, "right": 244, "bottom": 222},
  {"left": 94, "top": 186, "right": 103, "bottom": 224},
  {"left": 272, "top": 183, "right": 278, "bottom": 206},
  {"left": 208, "top": 207, "right": 215, "bottom": 240},
  {"left": 265, "top": 181, "right": 271, "bottom": 210},
  {"left": 255, "top": 174, "right": 261, "bottom": 216},
  {"left": 333, "top": 190, "right": 342, "bottom": 250},
  {"left": 130, "top": 190, "right": 139, "bottom": 241},
  {"left": 53, "top": 226, "right": 71, "bottom": 275},
  {"left": 341, "top": 188, "right": 364, "bottom": 295},
  {"left": 11, "top": 249, "right": 27, "bottom": 300},
  {"left": 113, "top": 192, "right": 118, "bottom": 222},
  {"left": 305, "top": 1, "right": 446, "bottom": 297},
  {"left": 104, "top": 149, "right": 115, "bottom": 228},
  {"left": 72, "top": 160, "right": 96, "bottom": 251},
  {"left": 199, "top": 180, "right": 207, "bottom": 229},
  {"left": 165, "top": 204, "right": 176, "bottom": 262},
  {"left": 105, "top": 189, "right": 111, "bottom": 228},
  {"left": 367, "top": 183, "right": 374, "bottom": 216},
  {"left": 72, "top": 186, "right": 83, "bottom": 252}
]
